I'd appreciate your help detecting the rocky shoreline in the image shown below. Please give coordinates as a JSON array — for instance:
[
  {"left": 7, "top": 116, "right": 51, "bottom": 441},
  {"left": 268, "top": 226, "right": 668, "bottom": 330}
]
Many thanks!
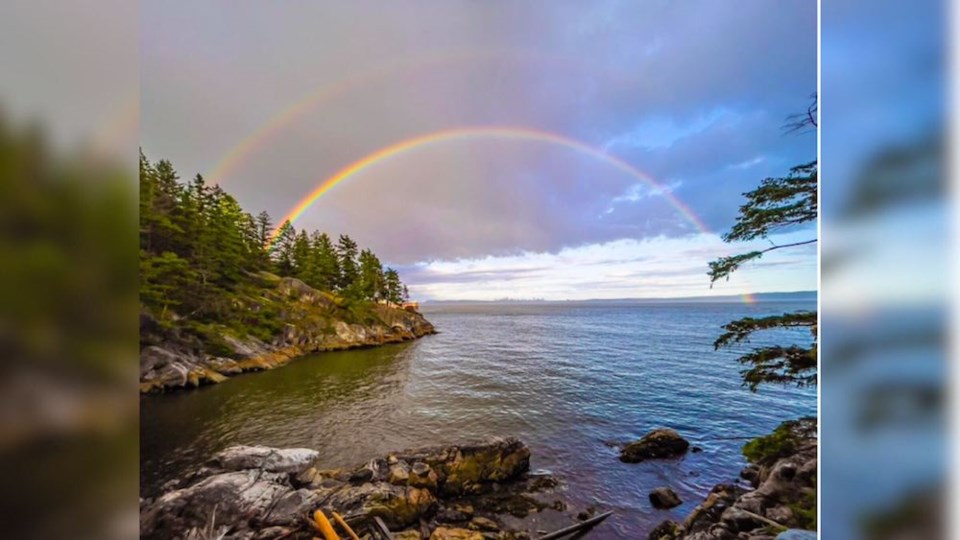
[
  {"left": 140, "top": 421, "right": 816, "bottom": 540},
  {"left": 645, "top": 418, "right": 817, "bottom": 540},
  {"left": 140, "top": 277, "right": 436, "bottom": 393},
  {"left": 140, "top": 438, "right": 582, "bottom": 540}
]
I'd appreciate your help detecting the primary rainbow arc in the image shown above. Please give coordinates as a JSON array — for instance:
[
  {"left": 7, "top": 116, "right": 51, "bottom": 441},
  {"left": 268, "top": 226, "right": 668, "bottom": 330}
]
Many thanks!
[{"left": 268, "top": 125, "right": 758, "bottom": 305}]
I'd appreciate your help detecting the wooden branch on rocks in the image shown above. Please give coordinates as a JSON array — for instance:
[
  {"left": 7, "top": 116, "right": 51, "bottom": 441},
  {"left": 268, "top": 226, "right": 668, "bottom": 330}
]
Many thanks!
[
  {"left": 372, "top": 516, "right": 394, "bottom": 540},
  {"left": 536, "top": 511, "right": 614, "bottom": 540},
  {"left": 739, "top": 509, "right": 788, "bottom": 531}
]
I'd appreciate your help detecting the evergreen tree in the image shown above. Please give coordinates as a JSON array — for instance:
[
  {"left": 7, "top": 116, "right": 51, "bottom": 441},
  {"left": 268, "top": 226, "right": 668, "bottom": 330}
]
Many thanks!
[
  {"left": 273, "top": 220, "right": 297, "bottom": 275},
  {"left": 312, "top": 232, "right": 339, "bottom": 291},
  {"left": 384, "top": 268, "right": 402, "bottom": 304},
  {"left": 358, "top": 249, "right": 385, "bottom": 301},
  {"left": 138, "top": 152, "right": 414, "bottom": 335},
  {"left": 336, "top": 234, "right": 360, "bottom": 293},
  {"left": 292, "top": 229, "right": 312, "bottom": 280},
  {"left": 255, "top": 211, "right": 274, "bottom": 270}
]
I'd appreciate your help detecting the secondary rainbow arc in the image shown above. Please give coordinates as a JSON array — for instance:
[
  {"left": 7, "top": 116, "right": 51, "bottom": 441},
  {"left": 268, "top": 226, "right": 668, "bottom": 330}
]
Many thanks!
[{"left": 272, "top": 126, "right": 708, "bottom": 238}]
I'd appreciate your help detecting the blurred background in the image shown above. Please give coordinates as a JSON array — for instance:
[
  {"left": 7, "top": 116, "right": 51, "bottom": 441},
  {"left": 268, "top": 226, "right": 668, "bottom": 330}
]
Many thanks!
[
  {"left": 821, "top": 0, "right": 947, "bottom": 538},
  {"left": 0, "top": 0, "right": 952, "bottom": 538},
  {"left": 0, "top": 1, "right": 138, "bottom": 539}
]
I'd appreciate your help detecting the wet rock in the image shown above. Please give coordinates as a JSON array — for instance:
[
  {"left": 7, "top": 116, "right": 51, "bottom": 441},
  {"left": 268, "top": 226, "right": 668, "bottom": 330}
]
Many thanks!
[
  {"left": 430, "top": 526, "right": 485, "bottom": 540},
  {"left": 740, "top": 464, "right": 760, "bottom": 487},
  {"left": 691, "top": 446, "right": 703, "bottom": 454},
  {"left": 409, "top": 462, "right": 439, "bottom": 491},
  {"left": 211, "top": 445, "right": 319, "bottom": 474},
  {"left": 390, "top": 460, "right": 412, "bottom": 485},
  {"left": 648, "top": 519, "right": 685, "bottom": 540},
  {"left": 437, "top": 506, "right": 472, "bottom": 523},
  {"left": 620, "top": 429, "right": 690, "bottom": 463},
  {"left": 350, "top": 467, "right": 376, "bottom": 483},
  {"left": 682, "top": 484, "right": 744, "bottom": 535},
  {"left": 469, "top": 516, "right": 500, "bottom": 532},
  {"left": 649, "top": 487, "right": 682, "bottom": 509}
]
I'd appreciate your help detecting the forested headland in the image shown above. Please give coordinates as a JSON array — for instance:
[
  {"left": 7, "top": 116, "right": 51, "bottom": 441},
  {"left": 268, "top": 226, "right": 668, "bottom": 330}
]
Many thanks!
[{"left": 139, "top": 152, "right": 433, "bottom": 392}]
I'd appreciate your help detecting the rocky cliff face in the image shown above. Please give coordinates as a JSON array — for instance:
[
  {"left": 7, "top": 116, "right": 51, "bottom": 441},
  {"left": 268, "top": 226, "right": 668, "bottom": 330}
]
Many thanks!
[
  {"left": 140, "top": 438, "right": 573, "bottom": 540},
  {"left": 140, "top": 277, "right": 436, "bottom": 393}
]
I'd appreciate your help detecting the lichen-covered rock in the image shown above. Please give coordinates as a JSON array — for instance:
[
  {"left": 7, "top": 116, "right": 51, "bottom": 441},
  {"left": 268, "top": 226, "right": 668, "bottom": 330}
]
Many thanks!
[
  {"left": 409, "top": 461, "right": 439, "bottom": 491},
  {"left": 620, "top": 428, "right": 690, "bottom": 463},
  {"left": 322, "top": 483, "right": 437, "bottom": 529},
  {"left": 649, "top": 487, "right": 682, "bottom": 509},
  {"left": 142, "top": 438, "right": 545, "bottom": 539},
  {"left": 648, "top": 520, "right": 685, "bottom": 540},
  {"left": 140, "top": 470, "right": 293, "bottom": 539},
  {"left": 389, "top": 460, "right": 412, "bottom": 485},
  {"left": 211, "top": 445, "right": 319, "bottom": 474},
  {"left": 430, "top": 526, "right": 485, "bottom": 540}
]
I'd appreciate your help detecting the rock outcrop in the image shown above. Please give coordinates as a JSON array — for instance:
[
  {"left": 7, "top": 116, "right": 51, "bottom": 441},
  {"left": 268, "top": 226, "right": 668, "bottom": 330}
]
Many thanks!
[
  {"left": 620, "top": 428, "right": 690, "bottom": 463},
  {"left": 140, "top": 437, "right": 574, "bottom": 540},
  {"left": 646, "top": 418, "right": 817, "bottom": 540},
  {"left": 140, "top": 277, "right": 436, "bottom": 393},
  {"left": 649, "top": 487, "right": 682, "bottom": 509}
]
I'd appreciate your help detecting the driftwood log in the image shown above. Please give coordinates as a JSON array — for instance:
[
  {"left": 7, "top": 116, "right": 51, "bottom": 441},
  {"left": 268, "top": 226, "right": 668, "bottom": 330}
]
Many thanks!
[{"left": 537, "top": 511, "right": 614, "bottom": 540}]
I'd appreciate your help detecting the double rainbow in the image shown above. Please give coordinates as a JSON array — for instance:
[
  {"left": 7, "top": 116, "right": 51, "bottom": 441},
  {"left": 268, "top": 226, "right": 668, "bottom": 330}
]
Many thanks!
[{"left": 270, "top": 126, "right": 709, "bottom": 239}]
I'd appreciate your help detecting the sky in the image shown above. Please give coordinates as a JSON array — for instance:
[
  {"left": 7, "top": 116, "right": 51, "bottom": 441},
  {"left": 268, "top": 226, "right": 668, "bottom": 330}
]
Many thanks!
[{"left": 140, "top": 0, "right": 817, "bottom": 301}]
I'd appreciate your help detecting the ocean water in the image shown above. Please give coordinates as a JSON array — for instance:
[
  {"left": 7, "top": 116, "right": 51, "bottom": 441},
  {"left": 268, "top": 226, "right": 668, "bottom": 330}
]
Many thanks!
[{"left": 140, "top": 299, "right": 816, "bottom": 538}]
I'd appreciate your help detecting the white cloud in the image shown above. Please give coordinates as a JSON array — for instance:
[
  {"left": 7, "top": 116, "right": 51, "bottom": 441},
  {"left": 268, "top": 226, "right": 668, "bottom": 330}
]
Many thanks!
[{"left": 406, "top": 229, "right": 816, "bottom": 301}]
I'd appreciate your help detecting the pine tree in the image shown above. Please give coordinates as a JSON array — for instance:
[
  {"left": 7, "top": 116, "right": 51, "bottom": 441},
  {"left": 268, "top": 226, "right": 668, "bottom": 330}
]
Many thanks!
[
  {"left": 384, "top": 268, "right": 402, "bottom": 304},
  {"left": 255, "top": 211, "right": 274, "bottom": 270},
  {"left": 273, "top": 220, "right": 297, "bottom": 276},
  {"left": 336, "top": 234, "right": 360, "bottom": 293},
  {"left": 311, "top": 232, "right": 339, "bottom": 291},
  {"left": 358, "top": 249, "right": 385, "bottom": 301},
  {"left": 292, "top": 230, "right": 313, "bottom": 281}
]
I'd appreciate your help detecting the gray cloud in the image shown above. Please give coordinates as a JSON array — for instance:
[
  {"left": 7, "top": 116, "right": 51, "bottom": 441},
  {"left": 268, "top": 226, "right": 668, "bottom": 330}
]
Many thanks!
[{"left": 141, "top": 0, "right": 816, "bottom": 266}]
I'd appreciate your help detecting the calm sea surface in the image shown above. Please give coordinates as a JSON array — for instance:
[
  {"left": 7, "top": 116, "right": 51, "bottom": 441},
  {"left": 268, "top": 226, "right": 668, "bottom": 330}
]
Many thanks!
[{"left": 140, "top": 299, "right": 816, "bottom": 538}]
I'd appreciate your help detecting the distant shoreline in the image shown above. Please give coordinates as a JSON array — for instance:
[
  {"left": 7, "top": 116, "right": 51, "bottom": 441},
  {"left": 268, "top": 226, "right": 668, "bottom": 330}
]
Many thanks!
[{"left": 420, "top": 290, "right": 817, "bottom": 305}]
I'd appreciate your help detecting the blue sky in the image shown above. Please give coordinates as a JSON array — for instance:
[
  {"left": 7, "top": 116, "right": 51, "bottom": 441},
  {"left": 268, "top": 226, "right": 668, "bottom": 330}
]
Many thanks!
[{"left": 141, "top": 0, "right": 817, "bottom": 300}]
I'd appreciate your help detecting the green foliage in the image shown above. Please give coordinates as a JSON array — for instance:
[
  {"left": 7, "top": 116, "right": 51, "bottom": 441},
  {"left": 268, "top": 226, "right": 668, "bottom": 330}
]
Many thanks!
[
  {"left": 723, "top": 161, "right": 817, "bottom": 243},
  {"left": 709, "top": 155, "right": 817, "bottom": 390},
  {"left": 384, "top": 268, "right": 402, "bottom": 304},
  {"left": 714, "top": 311, "right": 817, "bottom": 390},
  {"left": 139, "top": 152, "right": 410, "bottom": 347},
  {"left": 742, "top": 417, "right": 816, "bottom": 466},
  {"left": 790, "top": 486, "right": 817, "bottom": 530}
]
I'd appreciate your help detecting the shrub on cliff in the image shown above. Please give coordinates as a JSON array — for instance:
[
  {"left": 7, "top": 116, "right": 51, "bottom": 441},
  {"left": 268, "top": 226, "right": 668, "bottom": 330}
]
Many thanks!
[{"left": 742, "top": 416, "right": 816, "bottom": 466}]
